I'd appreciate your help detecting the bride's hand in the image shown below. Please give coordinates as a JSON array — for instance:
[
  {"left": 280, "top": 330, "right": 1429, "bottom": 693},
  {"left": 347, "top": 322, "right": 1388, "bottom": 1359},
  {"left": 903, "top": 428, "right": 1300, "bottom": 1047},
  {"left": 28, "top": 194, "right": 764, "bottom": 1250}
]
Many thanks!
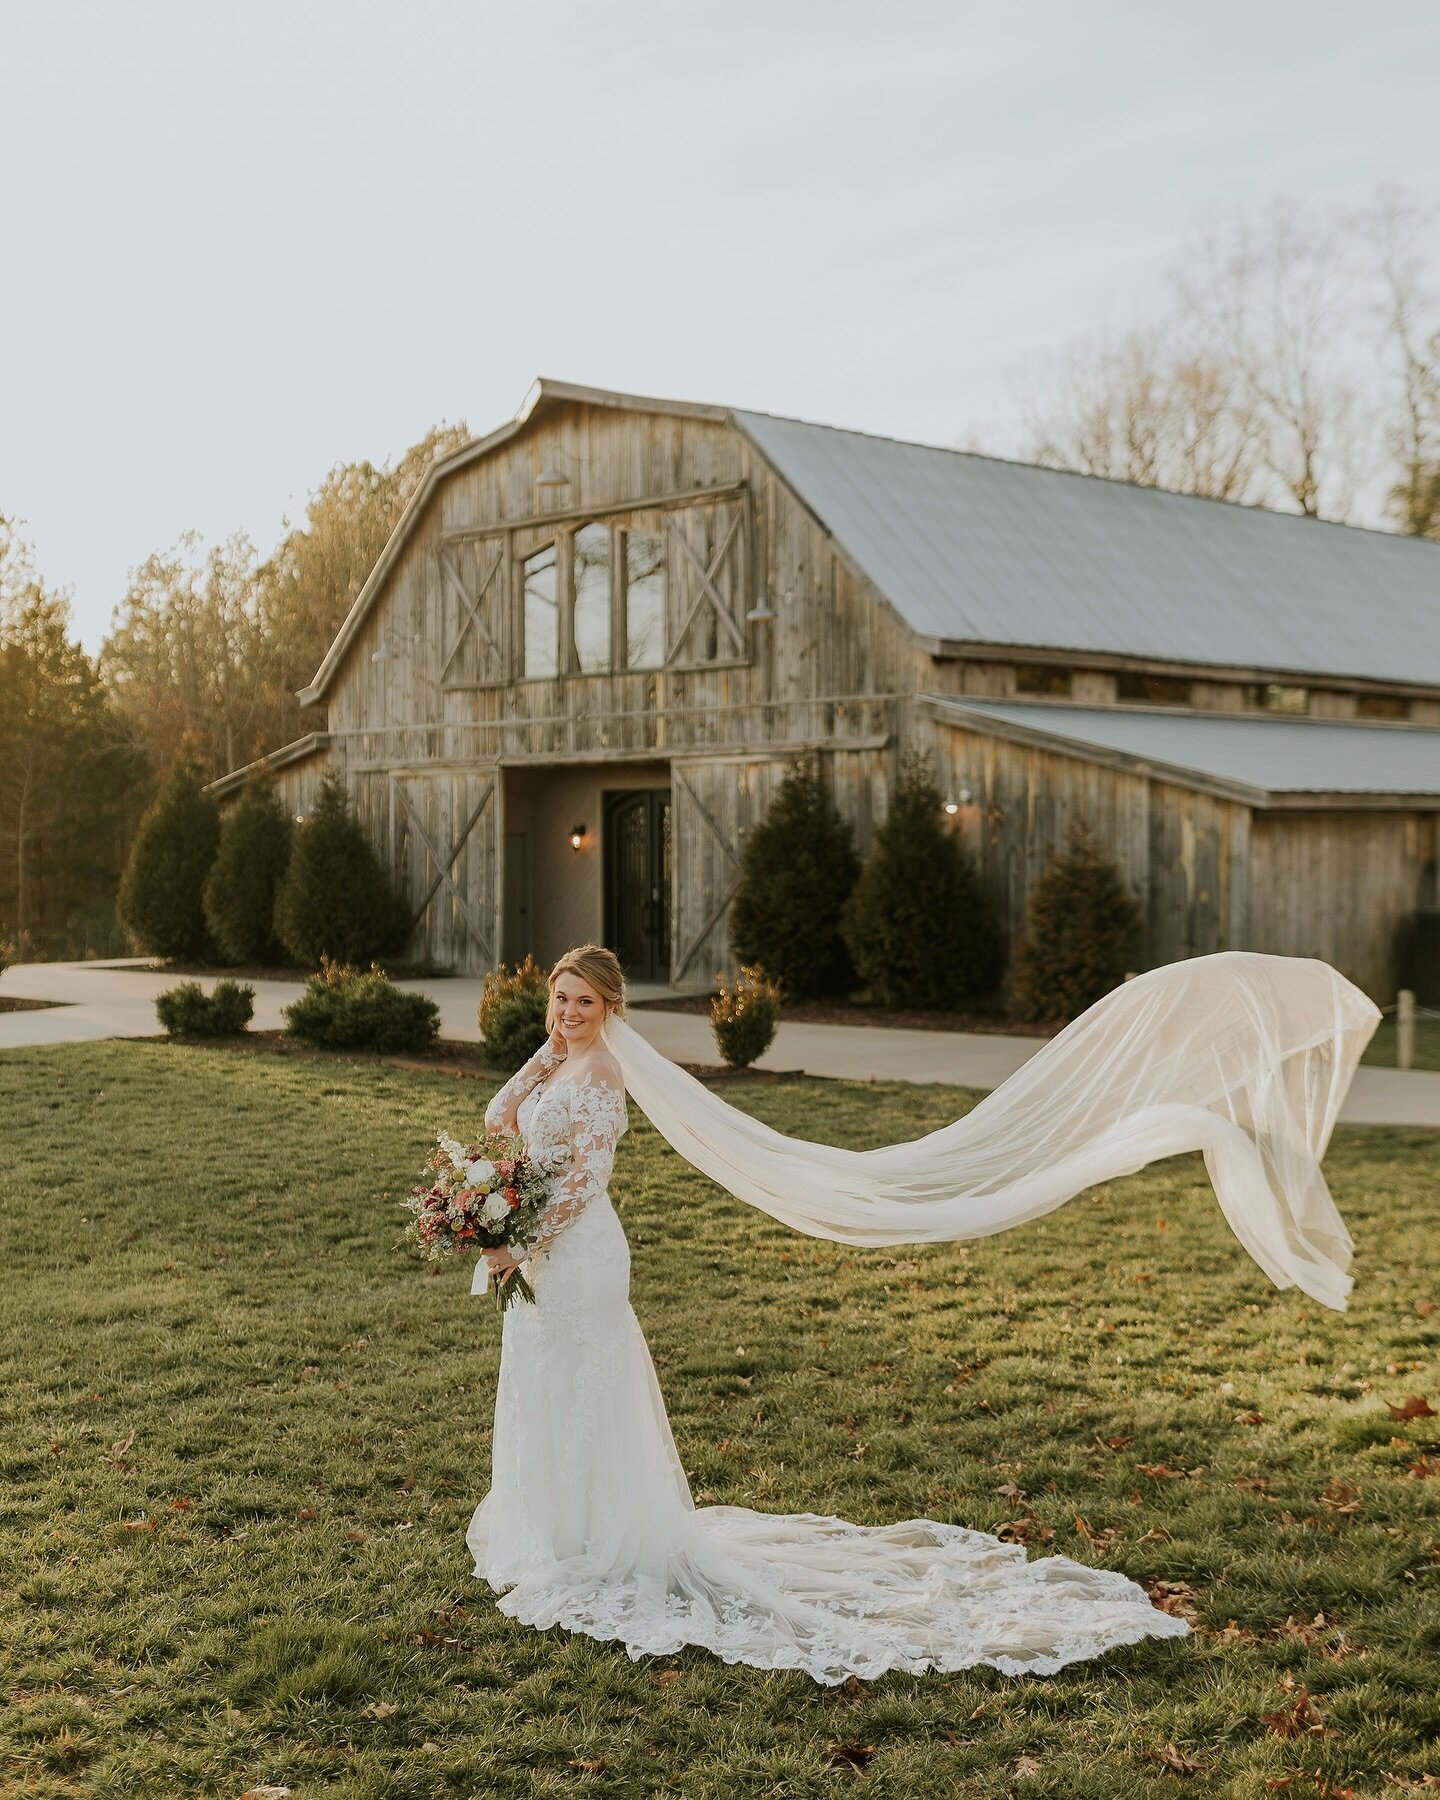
[{"left": 484, "top": 1246, "right": 523, "bottom": 1282}]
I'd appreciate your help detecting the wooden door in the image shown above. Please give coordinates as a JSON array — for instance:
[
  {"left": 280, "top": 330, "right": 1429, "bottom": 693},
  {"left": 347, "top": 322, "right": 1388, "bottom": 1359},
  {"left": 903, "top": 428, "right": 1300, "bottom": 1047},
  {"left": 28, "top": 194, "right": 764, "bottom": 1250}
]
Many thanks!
[{"left": 604, "top": 789, "right": 671, "bottom": 983}]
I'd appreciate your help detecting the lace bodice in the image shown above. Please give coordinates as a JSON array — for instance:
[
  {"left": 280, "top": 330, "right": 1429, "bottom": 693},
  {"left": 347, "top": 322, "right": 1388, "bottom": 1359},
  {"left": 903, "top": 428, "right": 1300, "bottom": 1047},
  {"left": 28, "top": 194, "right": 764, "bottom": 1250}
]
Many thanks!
[{"left": 483, "top": 1043, "right": 629, "bottom": 1258}]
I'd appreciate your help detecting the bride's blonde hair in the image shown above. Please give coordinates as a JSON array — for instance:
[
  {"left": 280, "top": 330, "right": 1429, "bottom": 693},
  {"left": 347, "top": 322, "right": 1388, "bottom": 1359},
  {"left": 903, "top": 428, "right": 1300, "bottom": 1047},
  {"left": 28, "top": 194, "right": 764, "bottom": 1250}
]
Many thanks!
[{"left": 545, "top": 944, "right": 627, "bottom": 1036}]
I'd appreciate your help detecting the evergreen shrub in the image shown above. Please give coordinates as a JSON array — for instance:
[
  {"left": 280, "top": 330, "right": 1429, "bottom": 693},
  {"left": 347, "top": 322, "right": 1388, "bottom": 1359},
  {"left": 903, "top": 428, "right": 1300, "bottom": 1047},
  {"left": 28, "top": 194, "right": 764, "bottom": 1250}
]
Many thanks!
[
  {"left": 116, "top": 754, "right": 222, "bottom": 959},
  {"left": 729, "top": 764, "right": 859, "bottom": 998},
  {"left": 155, "top": 978, "right": 256, "bottom": 1036},
  {"left": 1009, "top": 823, "right": 1142, "bottom": 1026},
  {"left": 203, "top": 777, "right": 294, "bottom": 964},
  {"left": 840, "top": 752, "right": 1005, "bottom": 1009},
  {"left": 710, "top": 964, "right": 781, "bottom": 1069},
  {"left": 273, "top": 774, "right": 411, "bottom": 966},
  {"left": 282, "top": 955, "right": 440, "bottom": 1053},
  {"left": 478, "top": 955, "right": 550, "bottom": 1072}
]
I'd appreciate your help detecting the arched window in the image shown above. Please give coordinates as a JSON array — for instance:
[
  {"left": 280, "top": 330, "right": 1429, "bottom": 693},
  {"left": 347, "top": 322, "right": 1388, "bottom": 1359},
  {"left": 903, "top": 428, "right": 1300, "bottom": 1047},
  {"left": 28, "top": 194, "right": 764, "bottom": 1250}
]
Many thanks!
[{"left": 522, "top": 543, "right": 558, "bottom": 680}]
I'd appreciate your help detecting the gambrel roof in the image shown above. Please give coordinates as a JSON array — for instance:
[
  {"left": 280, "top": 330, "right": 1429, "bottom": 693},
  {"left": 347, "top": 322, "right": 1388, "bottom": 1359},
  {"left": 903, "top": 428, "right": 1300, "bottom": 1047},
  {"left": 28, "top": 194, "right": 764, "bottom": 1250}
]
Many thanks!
[{"left": 298, "top": 378, "right": 1440, "bottom": 704}]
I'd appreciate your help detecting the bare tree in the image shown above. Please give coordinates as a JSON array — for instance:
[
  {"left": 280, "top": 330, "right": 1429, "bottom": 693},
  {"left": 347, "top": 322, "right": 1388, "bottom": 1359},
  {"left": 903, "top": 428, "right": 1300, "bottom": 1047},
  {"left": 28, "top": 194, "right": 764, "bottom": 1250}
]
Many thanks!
[
  {"left": 1026, "top": 327, "right": 1263, "bottom": 502},
  {"left": 1366, "top": 191, "right": 1440, "bottom": 539}
]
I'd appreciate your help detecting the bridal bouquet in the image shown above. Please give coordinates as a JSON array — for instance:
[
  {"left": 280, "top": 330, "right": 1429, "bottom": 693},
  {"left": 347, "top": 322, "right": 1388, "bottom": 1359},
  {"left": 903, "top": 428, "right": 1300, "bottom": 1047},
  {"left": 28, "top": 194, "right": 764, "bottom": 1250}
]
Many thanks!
[{"left": 401, "top": 1127, "right": 568, "bottom": 1311}]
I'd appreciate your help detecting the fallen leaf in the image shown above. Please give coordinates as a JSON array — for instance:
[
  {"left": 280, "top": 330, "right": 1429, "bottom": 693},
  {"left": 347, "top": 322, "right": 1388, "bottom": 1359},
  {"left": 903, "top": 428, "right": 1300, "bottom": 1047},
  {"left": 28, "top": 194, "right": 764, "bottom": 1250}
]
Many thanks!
[
  {"left": 840, "top": 1674, "right": 866, "bottom": 1701},
  {"left": 1143, "top": 1579, "right": 1202, "bottom": 1622},
  {"left": 109, "top": 1429, "right": 136, "bottom": 1462},
  {"left": 1386, "top": 1395, "right": 1435, "bottom": 1421},
  {"left": 1015, "top": 1753, "right": 1043, "bottom": 1776},
  {"left": 345, "top": 1529, "right": 368, "bottom": 1543},
  {"left": 648, "top": 1669, "right": 681, "bottom": 1688},
  {"left": 360, "top": 1700, "right": 398, "bottom": 1720},
  {"left": 827, "top": 1741, "right": 876, "bottom": 1772},
  {"left": 1405, "top": 1455, "right": 1439, "bottom": 1479},
  {"left": 1236, "top": 1410, "right": 1264, "bottom": 1426},
  {"left": 568, "top": 1759, "right": 607, "bottom": 1775},
  {"left": 168, "top": 1496, "right": 193, "bottom": 1511},
  {"left": 1259, "top": 1684, "right": 1337, "bottom": 1739},
  {"left": 1149, "top": 1741, "right": 1203, "bottom": 1774},
  {"left": 238, "top": 1788, "right": 292, "bottom": 1799},
  {"left": 1319, "top": 1480, "right": 1362, "bottom": 1515},
  {"left": 1415, "top": 1300, "right": 1437, "bottom": 1317}
]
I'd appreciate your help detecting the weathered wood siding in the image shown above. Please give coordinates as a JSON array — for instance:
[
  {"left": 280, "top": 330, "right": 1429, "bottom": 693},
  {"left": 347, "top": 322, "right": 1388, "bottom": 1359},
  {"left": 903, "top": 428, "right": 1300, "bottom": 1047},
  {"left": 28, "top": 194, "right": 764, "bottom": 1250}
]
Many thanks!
[
  {"left": 1249, "top": 811, "right": 1437, "bottom": 998},
  {"left": 929, "top": 721, "right": 1251, "bottom": 971},
  {"left": 314, "top": 398, "right": 914, "bottom": 973}
]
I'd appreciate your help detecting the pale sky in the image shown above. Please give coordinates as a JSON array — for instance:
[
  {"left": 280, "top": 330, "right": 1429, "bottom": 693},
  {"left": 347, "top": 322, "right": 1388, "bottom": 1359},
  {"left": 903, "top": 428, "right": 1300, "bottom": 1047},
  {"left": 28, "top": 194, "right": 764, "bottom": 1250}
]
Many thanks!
[{"left": 3, "top": 0, "right": 1438, "bottom": 656}]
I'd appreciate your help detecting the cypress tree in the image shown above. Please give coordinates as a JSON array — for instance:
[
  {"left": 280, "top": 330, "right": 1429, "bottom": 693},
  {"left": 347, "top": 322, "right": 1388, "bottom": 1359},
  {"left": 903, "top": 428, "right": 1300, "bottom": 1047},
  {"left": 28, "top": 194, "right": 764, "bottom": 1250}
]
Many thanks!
[
  {"left": 273, "top": 772, "right": 411, "bottom": 966},
  {"left": 729, "top": 764, "right": 860, "bottom": 998},
  {"left": 202, "top": 775, "right": 295, "bottom": 965},
  {"left": 1010, "top": 823, "right": 1142, "bottom": 1025},
  {"left": 116, "top": 751, "right": 222, "bottom": 959},
  {"left": 840, "top": 751, "right": 1004, "bottom": 1009}
]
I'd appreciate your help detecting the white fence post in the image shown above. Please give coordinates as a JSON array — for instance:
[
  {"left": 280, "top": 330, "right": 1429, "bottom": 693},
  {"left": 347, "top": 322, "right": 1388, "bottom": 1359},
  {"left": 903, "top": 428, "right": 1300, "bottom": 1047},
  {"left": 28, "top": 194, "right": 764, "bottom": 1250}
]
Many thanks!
[{"left": 1397, "top": 988, "right": 1415, "bottom": 1072}]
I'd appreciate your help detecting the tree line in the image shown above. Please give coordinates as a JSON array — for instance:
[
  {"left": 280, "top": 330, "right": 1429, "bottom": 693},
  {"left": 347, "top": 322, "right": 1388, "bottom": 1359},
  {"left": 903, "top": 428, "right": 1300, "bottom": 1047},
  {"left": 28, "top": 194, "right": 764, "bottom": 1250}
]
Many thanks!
[{"left": 0, "top": 422, "right": 467, "bottom": 959}]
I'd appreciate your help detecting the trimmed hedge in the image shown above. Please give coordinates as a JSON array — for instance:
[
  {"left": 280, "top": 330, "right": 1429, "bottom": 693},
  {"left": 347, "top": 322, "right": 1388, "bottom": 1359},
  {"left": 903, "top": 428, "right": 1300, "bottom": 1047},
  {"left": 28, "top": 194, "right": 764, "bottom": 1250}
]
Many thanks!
[
  {"left": 1010, "top": 823, "right": 1141, "bottom": 1026},
  {"left": 728, "top": 765, "right": 859, "bottom": 998},
  {"left": 273, "top": 773, "right": 411, "bottom": 967},
  {"left": 203, "top": 777, "right": 293, "bottom": 964},
  {"left": 155, "top": 978, "right": 256, "bottom": 1037},
  {"left": 478, "top": 955, "right": 550, "bottom": 1073},
  {"left": 282, "top": 956, "right": 440, "bottom": 1053},
  {"left": 840, "top": 751, "right": 1005, "bottom": 1009},
  {"left": 710, "top": 964, "right": 781, "bottom": 1070},
  {"left": 117, "top": 754, "right": 221, "bottom": 959}
]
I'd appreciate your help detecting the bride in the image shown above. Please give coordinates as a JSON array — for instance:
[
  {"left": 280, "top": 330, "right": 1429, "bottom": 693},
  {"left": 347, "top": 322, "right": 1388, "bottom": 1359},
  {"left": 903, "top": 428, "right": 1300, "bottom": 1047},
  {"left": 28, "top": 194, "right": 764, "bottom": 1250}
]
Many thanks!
[{"left": 465, "top": 942, "right": 1377, "bottom": 1683}]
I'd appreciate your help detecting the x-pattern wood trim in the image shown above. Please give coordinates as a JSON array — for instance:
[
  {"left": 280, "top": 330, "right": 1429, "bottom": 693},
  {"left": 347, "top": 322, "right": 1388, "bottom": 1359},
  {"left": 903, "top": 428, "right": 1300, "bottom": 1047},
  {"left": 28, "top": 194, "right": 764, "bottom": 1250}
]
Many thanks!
[
  {"left": 664, "top": 508, "right": 745, "bottom": 665},
  {"left": 438, "top": 542, "right": 503, "bottom": 682},
  {"left": 672, "top": 765, "right": 743, "bottom": 980},
  {"left": 392, "top": 774, "right": 495, "bottom": 962}
]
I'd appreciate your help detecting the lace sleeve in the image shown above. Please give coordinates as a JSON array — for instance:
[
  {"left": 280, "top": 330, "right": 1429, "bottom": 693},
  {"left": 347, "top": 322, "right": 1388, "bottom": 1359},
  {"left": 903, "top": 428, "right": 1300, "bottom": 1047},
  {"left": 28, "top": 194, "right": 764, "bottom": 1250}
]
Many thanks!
[
  {"left": 530, "top": 1068, "right": 628, "bottom": 1257},
  {"left": 484, "top": 1040, "right": 565, "bottom": 1133}
]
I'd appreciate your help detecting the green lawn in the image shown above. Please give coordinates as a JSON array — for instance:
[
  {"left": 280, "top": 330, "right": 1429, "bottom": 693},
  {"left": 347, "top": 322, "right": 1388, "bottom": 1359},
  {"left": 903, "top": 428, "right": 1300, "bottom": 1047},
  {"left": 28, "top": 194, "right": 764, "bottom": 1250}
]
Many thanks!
[
  {"left": 1362, "top": 1014, "right": 1440, "bottom": 1074},
  {"left": 1, "top": 1042, "right": 1436, "bottom": 1799}
]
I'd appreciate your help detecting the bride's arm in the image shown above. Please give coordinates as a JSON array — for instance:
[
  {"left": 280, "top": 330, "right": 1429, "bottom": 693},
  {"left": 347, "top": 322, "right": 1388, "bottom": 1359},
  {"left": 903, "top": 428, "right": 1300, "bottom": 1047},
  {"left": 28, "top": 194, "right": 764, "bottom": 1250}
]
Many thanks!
[
  {"left": 483, "top": 1034, "right": 566, "bottom": 1134},
  {"left": 528, "top": 1065, "right": 628, "bottom": 1258}
]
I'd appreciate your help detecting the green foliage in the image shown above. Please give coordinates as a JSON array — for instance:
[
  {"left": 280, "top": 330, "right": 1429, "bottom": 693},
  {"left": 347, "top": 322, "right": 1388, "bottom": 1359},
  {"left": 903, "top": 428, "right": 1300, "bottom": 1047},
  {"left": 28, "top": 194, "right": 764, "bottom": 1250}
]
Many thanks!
[
  {"left": 115, "top": 750, "right": 222, "bottom": 958},
  {"left": 729, "top": 764, "right": 859, "bottom": 998},
  {"left": 710, "top": 964, "right": 781, "bottom": 1069},
  {"left": 840, "top": 751, "right": 1005, "bottom": 1008},
  {"left": 202, "top": 777, "right": 294, "bottom": 964},
  {"left": 0, "top": 937, "right": 12, "bottom": 975},
  {"left": 154, "top": 977, "right": 255, "bottom": 1036},
  {"left": 272, "top": 773, "right": 411, "bottom": 966},
  {"left": 2, "top": 518, "right": 148, "bottom": 959},
  {"left": 478, "top": 954, "right": 550, "bottom": 1072},
  {"left": 282, "top": 954, "right": 440, "bottom": 1052},
  {"left": 0, "top": 1039, "right": 1434, "bottom": 1793},
  {"left": 1010, "top": 823, "right": 1142, "bottom": 1026}
]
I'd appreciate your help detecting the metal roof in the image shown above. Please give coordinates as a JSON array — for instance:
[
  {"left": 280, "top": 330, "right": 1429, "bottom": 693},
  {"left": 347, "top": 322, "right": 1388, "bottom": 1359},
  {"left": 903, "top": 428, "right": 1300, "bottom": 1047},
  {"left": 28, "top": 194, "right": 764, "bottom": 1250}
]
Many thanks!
[
  {"left": 922, "top": 696, "right": 1440, "bottom": 807},
  {"left": 734, "top": 409, "right": 1440, "bottom": 688}
]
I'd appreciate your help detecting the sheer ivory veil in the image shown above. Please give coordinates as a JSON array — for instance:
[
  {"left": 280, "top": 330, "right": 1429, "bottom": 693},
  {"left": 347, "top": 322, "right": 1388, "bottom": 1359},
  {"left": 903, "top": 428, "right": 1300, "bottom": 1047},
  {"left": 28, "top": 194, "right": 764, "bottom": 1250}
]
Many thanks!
[{"left": 601, "top": 952, "right": 1380, "bottom": 1312}]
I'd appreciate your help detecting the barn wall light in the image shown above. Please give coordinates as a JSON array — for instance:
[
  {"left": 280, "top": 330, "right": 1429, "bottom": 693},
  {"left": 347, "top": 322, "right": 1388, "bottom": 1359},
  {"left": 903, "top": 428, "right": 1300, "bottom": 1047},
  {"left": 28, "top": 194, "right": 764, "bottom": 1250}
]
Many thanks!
[{"left": 570, "top": 823, "right": 588, "bottom": 852}]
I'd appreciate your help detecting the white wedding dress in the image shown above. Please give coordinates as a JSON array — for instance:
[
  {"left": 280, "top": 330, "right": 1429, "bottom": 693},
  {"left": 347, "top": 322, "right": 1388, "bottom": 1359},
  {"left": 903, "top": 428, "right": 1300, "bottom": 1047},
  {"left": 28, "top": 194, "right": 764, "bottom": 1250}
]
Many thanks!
[
  {"left": 467, "top": 952, "right": 1377, "bottom": 1681},
  {"left": 465, "top": 1044, "right": 1193, "bottom": 1682}
]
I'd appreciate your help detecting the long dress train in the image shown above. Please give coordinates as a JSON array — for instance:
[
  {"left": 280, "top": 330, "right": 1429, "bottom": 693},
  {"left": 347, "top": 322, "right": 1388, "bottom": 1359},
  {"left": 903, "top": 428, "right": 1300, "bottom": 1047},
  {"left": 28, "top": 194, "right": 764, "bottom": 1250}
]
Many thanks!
[{"left": 465, "top": 1044, "right": 1191, "bottom": 1683}]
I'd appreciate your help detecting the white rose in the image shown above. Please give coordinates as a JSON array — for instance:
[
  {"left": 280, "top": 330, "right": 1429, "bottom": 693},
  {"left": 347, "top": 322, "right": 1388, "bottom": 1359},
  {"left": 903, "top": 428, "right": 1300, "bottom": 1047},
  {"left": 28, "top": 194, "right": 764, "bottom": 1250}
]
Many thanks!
[
  {"left": 466, "top": 1157, "right": 496, "bottom": 1187},
  {"left": 481, "top": 1191, "right": 511, "bottom": 1226}
]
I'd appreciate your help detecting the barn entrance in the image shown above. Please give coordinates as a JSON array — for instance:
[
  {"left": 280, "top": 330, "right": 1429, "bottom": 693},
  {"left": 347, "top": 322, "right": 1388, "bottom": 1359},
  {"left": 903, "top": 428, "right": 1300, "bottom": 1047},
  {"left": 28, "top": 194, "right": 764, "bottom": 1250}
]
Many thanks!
[{"left": 603, "top": 788, "right": 671, "bottom": 983}]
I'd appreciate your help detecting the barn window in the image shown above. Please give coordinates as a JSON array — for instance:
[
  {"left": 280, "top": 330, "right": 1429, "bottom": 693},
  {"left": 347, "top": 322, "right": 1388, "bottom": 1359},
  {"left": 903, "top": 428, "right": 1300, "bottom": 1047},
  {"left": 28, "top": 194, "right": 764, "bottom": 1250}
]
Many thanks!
[
  {"left": 1355, "top": 692, "right": 1409, "bottom": 720},
  {"left": 522, "top": 543, "right": 559, "bottom": 679},
  {"left": 1117, "top": 672, "right": 1193, "bottom": 705},
  {"left": 572, "top": 523, "right": 612, "bottom": 673},
  {"left": 1243, "top": 682, "right": 1308, "bottom": 714},
  {"left": 1014, "top": 664, "right": 1071, "bottom": 697},
  {"left": 623, "top": 529, "right": 665, "bottom": 669}
]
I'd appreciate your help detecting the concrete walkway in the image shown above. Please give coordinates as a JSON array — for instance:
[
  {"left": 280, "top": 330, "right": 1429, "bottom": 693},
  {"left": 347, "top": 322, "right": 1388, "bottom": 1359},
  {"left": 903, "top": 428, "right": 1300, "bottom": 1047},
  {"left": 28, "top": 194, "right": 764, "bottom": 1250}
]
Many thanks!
[{"left": 3, "top": 957, "right": 1438, "bottom": 1128}]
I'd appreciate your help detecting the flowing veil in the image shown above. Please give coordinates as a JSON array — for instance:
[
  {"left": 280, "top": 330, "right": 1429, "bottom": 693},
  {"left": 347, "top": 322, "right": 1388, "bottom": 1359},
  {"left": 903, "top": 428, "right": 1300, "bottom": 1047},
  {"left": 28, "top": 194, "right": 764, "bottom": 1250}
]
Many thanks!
[{"left": 603, "top": 951, "right": 1380, "bottom": 1312}]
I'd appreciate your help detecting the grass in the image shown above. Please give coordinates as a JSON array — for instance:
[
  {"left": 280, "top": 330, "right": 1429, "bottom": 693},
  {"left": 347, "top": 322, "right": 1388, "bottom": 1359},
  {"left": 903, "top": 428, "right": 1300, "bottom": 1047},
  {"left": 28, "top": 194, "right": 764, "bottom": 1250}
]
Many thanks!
[
  {"left": 1362, "top": 1014, "right": 1440, "bottom": 1074},
  {"left": 0, "top": 1040, "right": 1436, "bottom": 1799}
]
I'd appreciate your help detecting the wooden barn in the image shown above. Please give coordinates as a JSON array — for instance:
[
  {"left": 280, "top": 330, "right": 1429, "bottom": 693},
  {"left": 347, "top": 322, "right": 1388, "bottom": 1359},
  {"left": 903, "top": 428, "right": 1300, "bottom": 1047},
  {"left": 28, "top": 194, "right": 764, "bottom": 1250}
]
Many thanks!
[{"left": 208, "top": 378, "right": 1440, "bottom": 1001}]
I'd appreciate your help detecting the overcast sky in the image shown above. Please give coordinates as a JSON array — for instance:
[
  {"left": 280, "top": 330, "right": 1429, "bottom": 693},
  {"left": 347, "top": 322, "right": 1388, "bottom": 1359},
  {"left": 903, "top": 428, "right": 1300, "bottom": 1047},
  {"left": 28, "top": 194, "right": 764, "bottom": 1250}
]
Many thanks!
[{"left": 3, "top": 0, "right": 1438, "bottom": 655}]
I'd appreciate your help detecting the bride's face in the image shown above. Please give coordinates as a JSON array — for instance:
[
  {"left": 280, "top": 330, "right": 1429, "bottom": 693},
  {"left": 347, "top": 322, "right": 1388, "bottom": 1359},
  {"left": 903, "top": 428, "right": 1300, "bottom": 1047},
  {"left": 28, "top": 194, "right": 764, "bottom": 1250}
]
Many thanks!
[{"left": 552, "top": 973, "right": 607, "bottom": 1052}]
